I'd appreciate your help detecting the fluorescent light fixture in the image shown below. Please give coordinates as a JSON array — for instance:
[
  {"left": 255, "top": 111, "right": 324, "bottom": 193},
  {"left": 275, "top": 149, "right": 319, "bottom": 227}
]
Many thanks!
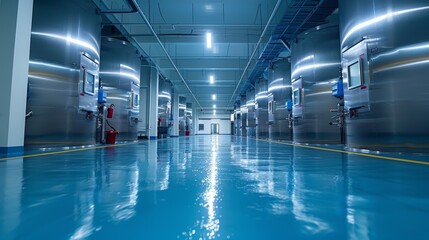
[
  {"left": 213, "top": 110, "right": 216, "bottom": 115},
  {"left": 206, "top": 32, "right": 212, "bottom": 49},
  {"left": 209, "top": 75, "right": 214, "bottom": 84},
  {"left": 213, "top": 104, "right": 216, "bottom": 109},
  {"left": 212, "top": 94, "right": 216, "bottom": 100}
]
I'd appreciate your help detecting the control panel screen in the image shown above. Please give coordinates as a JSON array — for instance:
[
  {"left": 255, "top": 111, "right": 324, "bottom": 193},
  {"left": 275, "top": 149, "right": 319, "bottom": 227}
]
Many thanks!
[
  {"left": 293, "top": 89, "right": 301, "bottom": 105},
  {"left": 133, "top": 93, "right": 139, "bottom": 107},
  {"left": 84, "top": 71, "right": 96, "bottom": 95},
  {"left": 348, "top": 61, "right": 362, "bottom": 89}
]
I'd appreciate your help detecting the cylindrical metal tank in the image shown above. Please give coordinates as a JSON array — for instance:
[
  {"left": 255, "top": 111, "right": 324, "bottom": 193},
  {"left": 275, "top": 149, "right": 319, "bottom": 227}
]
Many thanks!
[
  {"left": 25, "top": 0, "right": 101, "bottom": 147},
  {"left": 339, "top": 0, "right": 429, "bottom": 152},
  {"left": 240, "top": 96, "right": 248, "bottom": 136},
  {"left": 291, "top": 19, "right": 342, "bottom": 144},
  {"left": 158, "top": 79, "right": 172, "bottom": 137},
  {"left": 268, "top": 59, "right": 292, "bottom": 140},
  {"left": 178, "top": 96, "right": 187, "bottom": 136},
  {"left": 99, "top": 38, "right": 141, "bottom": 141},
  {"left": 186, "top": 102, "right": 193, "bottom": 135},
  {"left": 246, "top": 89, "right": 256, "bottom": 137},
  {"left": 255, "top": 78, "right": 269, "bottom": 139},
  {"left": 234, "top": 106, "right": 241, "bottom": 136}
]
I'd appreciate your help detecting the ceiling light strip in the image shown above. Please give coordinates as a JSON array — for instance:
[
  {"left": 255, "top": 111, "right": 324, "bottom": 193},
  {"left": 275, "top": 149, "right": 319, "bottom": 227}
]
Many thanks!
[{"left": 206, "top": 32, "right": 212, "bottom": 49}]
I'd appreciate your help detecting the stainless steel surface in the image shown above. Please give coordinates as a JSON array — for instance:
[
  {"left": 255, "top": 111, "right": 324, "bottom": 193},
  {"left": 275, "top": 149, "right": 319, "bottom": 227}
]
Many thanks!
[
  {"left": 339, "top": 0, "right": 429, "bottom": 152},
  {"left": 158, "top": 79, "right": 172, "bottom": 131},
  {"left": 179, "top": 96, "right": 187, "bottom": 136},
  {"left": 186, "top": 102, "right": 193, "bottom": 135},
  {"left": 25, "top": 0, "right": 101, "bottom": 147},
  {"left": 100, "top": 38, "right": 141, "bottom": 141},
  {"left": 240, "top": 96, "right": 248, "bottom": 136},
  {"left": 98, "top": 105, "right": 107, "bottom": 143},
  {"left": 268, "top": 59, "right": 292, "bottom": 140},
  {"left": 246, "top": 89, "right": 256, "bottom": 137},
  {"left": 255, "top": 78, "right": 269, "bottom": 139},
  {"left": 234, "top": 108, "right": 241, "bottom": 136},
  {"left": 291, "top": 20, "right": 342, "bottom": 144}
]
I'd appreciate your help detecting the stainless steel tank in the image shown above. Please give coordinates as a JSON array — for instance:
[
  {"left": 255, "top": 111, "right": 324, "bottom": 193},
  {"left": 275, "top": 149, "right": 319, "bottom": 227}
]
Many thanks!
[
  {"left": 339, "top": 0, "right": 429, "bottom": 152},
  {"left": 240, "top": 96, "right": 248, "bottom": 136},
  {"left": 255, "top": 78, "right": 269, "bottom": 139},
  {"left": 158, "top": 79, "right": 172, "bottom": 137},
  {"left": 99, "top": 38, "right": 141, "bottom": 141},
  {"left": 246, "top": 89, "right": 256, "bottom": 137},
  {"left": 178, "top": 96, "right": 187, "bottom": 136},
  {"left": 25, "top": 0, "right": 101, "bottom": 147},
  {"left": 291, "top": 18, "right": 342, "bottom": 144},
  {"left": 268, "top": 59, "right": 292, "bottom": 140},
  {"left": 186, "top": 102, "right": 193, "bottom": 135}
]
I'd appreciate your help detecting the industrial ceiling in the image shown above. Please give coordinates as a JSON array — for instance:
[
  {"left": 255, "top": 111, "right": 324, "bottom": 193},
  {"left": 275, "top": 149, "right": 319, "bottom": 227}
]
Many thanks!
[{"left": 93, "top": 0, "right": 337, "bottom": 114}]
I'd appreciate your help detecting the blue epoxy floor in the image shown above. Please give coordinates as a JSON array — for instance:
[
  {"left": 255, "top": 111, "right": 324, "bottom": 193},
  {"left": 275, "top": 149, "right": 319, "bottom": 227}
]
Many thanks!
[{"left": 1, "top": 135, "right": 429, "bottom": 240}]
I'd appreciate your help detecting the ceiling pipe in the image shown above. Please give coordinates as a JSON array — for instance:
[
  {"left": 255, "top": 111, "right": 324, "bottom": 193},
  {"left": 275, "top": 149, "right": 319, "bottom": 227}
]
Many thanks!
[
  {"left": 98, "top": 0, "right": 138, "bottom": 13},
  {"left": 229, "top": 0, "right": 283, "bottom": 103},
  {"left": 97, "top": 0, "right": 201, "bottom": 109},
  {"left": 129, "top": 0, "right": 202, "bottom": 108},
  {"left": 279, "top": 39, "right": 290, "bottom": 52}
]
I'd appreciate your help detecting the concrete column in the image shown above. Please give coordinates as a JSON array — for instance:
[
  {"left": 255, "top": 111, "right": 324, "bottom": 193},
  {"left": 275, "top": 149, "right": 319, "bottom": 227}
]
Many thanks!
[
  {"left": 171, "top": 93, "right": 179, "bottom": 137},
  {"left": 138, "top": 85, "right": 148, "bottom": 136},
  {"left": 139, "top": 65, "right": 150, "bottom": 137},
  {"left": 0, "top": 0, "right": 33, "bottom": 156},
  {"left": 148, "top": 68, "right": 159, "bottom": 139},
  {"left": 140, "top": 65, "right": 159, "bottom": 139}
]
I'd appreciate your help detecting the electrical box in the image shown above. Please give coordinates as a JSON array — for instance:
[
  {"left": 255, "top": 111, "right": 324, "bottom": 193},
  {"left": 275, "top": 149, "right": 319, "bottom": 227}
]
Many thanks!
[
  {"left": 98, "top": 87, "right": 107, "bottom": 103},
  {"left": 286, "top": 99, "right": 293, "bottom": 111},
  {"left": 332, "top": 79, "right": 344, "bottom": 98}
]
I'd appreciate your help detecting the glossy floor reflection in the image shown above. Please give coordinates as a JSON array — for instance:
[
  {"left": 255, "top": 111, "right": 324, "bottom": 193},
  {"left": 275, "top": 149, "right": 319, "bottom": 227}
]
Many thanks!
[{"left": 1, "top": 135, "right": 429, "bottom": 239}]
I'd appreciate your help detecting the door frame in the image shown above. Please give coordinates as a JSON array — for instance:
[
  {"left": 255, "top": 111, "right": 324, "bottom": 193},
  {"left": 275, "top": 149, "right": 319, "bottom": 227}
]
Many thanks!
[{"left": 210, "top": 123, "right": 219, "bottom": 135}]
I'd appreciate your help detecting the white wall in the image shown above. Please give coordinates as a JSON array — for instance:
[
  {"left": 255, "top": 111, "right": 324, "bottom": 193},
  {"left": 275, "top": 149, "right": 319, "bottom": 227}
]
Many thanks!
[{"left": 197, "top": 113, "right": 231, "bottom": 135}]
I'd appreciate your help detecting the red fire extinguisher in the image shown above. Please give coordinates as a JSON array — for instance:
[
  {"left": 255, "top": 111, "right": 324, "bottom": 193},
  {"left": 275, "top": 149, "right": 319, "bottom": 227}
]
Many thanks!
[{"left": 107, "top": 104, "right": 114, "bottom": 118}]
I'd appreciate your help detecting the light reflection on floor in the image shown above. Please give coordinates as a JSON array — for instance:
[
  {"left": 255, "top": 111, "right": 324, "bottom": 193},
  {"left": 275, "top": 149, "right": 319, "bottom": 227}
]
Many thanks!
[{"left": 1, "top": 135, "right": 429, "bottom": 240}]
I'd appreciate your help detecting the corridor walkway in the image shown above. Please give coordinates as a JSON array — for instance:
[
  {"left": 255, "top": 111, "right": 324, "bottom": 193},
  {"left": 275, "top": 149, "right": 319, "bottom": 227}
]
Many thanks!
[{"left": 1, "top": 136, "right": 429, "bottom": 239}]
